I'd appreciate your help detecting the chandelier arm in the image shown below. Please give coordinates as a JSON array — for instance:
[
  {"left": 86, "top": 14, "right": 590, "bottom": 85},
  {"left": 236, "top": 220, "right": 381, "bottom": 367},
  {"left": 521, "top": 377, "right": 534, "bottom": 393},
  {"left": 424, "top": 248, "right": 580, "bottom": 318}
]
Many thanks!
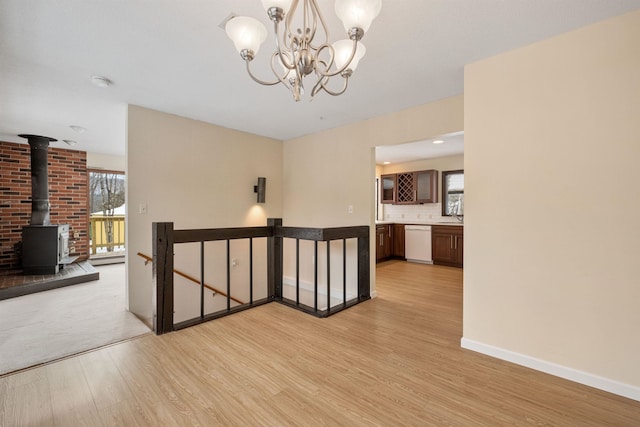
[
  {"left": 273, "top": 20, "right": 296, "bottom": 71},
  {"left": 310, "top": 60, "right": 330, "bottom": 96},
  {"left": 245, "top": 60, "right": 281, "bottom": 86},
  {"left": 314, "top": 45, "right": 335, "bottom": 74},
  {"left": 309, "top": 0, "right": 329, "bottom": 46},
  {"left": 270, "top": 52, "right": 296, "bottom": 89},
  {"left": 311, "top": 3, "right": 319, "bottom": 43},
  {"left": 284, "top": 0, "right": 299, "bottom": 51},
  {"left": 318, "top": 75, "right": 350, "bottom": 97},
  {"left": 314, "top": 39, "right": 358, "bottom": 78},
  {"left": 304, "top": 0, "right": 319, "bottom": 47},
  {"left": 310, "top": 75, "right": 329, "bottom": 98},
  {"left": 303, "top": 0, "right": 309, "bottom": 42}
]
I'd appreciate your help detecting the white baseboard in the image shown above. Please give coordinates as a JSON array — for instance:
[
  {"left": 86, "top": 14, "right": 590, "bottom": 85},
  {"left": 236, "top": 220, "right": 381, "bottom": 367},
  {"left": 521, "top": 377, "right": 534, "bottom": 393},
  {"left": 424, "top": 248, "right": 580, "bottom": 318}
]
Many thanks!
[
  {"left": 461, "top": 337, "right": 640, "bottom": 402},
  {"left": 89, "top": 255, "right": 125, "bottom": 266}
]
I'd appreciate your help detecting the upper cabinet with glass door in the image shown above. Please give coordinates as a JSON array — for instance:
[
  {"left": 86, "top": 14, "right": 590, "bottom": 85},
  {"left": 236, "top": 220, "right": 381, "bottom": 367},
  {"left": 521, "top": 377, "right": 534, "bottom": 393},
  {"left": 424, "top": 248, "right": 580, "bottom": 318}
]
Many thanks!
[
  {"left": 442, "top": 170, "right": 464, "bottom": 217},
  {"left": 415, "top": 170, "right": 438, "bottom": 203},
  {"left": 380, "top": 174, "right": 397, "bottom": 204}
]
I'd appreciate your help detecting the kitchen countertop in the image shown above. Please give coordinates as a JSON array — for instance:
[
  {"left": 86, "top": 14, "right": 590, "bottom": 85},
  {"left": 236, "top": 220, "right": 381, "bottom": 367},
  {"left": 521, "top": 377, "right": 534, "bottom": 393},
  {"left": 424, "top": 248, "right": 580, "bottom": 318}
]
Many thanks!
[{"left": 375, "top": 220, "right": 464, "bottom": 226}]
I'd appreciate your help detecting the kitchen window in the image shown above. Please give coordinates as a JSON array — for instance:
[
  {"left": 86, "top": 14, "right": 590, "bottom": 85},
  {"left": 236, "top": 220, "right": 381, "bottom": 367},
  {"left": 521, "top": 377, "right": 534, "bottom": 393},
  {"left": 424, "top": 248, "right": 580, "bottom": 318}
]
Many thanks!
[{"left": 442, "top": 170, "right": 464, "bottom": 217}]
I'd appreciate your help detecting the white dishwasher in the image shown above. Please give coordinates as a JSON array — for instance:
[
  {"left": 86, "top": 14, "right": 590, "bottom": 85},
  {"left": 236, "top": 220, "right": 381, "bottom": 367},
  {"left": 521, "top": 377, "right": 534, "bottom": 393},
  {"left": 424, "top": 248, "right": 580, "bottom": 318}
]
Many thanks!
[{"left": 405, "top": 225, "right": 432, "bottom": 264}]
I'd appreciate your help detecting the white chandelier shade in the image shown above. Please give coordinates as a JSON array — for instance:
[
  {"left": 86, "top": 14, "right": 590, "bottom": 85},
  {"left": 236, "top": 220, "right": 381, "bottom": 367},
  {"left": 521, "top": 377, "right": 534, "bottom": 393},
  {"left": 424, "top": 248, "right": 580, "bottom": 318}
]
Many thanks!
[
  {"left": 225, "top": 0, "right": 381, "bottom": 101},
  {"left": 224, "top": 16, "right": 268, "bottom": 56},
  {"left": 261, "top": 0, "right": 293, "bottom": 14},
  {"left": 332, "top": 39, "right": 366, "bottom": 72},
  {"left": 334, "top": 0, "right": 382, "bottom": 33}
]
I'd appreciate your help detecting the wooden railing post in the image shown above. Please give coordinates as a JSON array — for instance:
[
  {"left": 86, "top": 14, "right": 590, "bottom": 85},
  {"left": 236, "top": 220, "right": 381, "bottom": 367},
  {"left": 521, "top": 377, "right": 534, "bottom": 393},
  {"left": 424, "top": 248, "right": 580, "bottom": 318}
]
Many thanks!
[
  {"left": 358, "top": 232, "right": 370, "bottom": 300},
  {"left": 267, "top": 218, "right": 282, "bottom": 300},
  {"left": 153, "top": 222, "right": 174, "bottom": 335},
  {"left": 90, "top": 218, "right": 97, "bottom": 255}
]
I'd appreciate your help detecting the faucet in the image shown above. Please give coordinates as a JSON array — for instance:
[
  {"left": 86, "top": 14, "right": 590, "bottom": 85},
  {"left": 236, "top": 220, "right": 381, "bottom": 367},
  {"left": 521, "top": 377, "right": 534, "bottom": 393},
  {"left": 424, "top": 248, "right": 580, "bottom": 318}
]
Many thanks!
[{"left": 452, "top": 199, "right": 464, "bottom": 223}]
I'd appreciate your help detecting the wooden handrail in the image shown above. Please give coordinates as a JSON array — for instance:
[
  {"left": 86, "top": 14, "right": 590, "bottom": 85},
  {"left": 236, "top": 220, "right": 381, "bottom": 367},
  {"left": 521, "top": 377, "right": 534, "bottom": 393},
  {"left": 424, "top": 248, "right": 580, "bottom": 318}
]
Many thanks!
[{"left": 137, "top": 252, "right": 244, "bottom": 305}]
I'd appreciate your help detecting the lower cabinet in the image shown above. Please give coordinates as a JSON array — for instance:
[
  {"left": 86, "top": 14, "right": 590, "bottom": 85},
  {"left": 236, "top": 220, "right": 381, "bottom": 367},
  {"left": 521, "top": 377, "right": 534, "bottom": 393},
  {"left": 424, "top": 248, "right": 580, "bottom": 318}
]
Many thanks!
[
  {"left": 432, "top": 225, "right": 463, "bottom": 268},
  {"left": 392, "top": 224, "right": 405, "bottom": 258},
  {"left": 376, "top": 224, "right": 392, "bottom": 262}
]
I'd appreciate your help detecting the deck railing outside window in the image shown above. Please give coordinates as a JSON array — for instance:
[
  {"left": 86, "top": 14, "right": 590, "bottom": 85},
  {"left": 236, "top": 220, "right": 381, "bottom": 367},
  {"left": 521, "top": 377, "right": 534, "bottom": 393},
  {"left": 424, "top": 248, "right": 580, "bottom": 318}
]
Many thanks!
[{"left": 89, "top": 215, "right": 125, "bottom": 256}]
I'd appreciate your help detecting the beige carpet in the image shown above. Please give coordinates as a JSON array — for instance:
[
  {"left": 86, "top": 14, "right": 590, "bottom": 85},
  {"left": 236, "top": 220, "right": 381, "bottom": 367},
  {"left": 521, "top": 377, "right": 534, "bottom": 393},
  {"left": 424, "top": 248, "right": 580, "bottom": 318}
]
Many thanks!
[{"left": 0, "top": 263, "right": 150, "bottom": 375}]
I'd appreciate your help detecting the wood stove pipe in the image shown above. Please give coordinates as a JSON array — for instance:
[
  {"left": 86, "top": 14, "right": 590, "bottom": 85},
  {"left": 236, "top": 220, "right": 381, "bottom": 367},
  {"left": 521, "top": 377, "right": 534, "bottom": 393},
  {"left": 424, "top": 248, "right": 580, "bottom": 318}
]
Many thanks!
[{"left": 18, "top": 134, "right": 57, "bottom": 226}]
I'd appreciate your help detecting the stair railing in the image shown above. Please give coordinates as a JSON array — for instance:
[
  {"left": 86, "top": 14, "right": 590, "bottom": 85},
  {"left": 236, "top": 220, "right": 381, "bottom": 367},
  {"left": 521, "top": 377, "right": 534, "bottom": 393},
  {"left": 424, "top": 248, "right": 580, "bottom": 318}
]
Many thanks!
[
  {"left": 137, "top": 252, "right": 244, "bottom": 304},
  {"left": 152, "top": 218, "right": 370, "bottom": 335}
]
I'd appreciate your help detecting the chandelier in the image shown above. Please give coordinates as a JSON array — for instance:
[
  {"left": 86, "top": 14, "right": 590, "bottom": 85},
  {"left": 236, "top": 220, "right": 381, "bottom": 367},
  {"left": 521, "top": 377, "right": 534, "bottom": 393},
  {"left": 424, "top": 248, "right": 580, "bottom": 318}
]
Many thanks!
[{"left": 225, "top": 0, "right": 382, "bottom": 101}]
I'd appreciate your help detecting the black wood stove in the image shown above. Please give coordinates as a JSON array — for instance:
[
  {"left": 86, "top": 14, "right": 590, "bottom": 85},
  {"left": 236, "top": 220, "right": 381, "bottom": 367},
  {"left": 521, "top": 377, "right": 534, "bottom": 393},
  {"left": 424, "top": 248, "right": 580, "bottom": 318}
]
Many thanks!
[{"left": 19, "top": 134, "right": 71, "bottom": 275}]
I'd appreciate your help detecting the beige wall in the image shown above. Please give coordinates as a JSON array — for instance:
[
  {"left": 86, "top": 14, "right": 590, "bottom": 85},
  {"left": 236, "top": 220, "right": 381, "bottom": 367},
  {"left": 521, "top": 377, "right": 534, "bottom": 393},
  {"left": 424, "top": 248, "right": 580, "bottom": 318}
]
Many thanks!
[
  {"left": 284, "top": 96, "right": 463, "bottom": 226},
  {"left": 126, "top": 106, "right": 283, "bottom": 323},
  {"left": 86, "top": 152, "right": 125, "bottom": 171},
  {"left": 124, "top": 96, "right": 463, "bottom": 322},
  {"left": 283, "top": 95, "right": 464, "bottom": 294},
  {"left": 464, "top": 9, "right": 640, "bottom": 394}
]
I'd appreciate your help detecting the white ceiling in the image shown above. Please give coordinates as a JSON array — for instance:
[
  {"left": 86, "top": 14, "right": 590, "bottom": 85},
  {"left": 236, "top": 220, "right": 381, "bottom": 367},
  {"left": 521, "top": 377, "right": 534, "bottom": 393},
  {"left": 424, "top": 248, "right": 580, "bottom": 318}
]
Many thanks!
[
  {"left": 375, "top": 132, "right": 464, "bottom": 165},
  {"left": 1, "top": 0, "right": 640, "bottom": 157}
]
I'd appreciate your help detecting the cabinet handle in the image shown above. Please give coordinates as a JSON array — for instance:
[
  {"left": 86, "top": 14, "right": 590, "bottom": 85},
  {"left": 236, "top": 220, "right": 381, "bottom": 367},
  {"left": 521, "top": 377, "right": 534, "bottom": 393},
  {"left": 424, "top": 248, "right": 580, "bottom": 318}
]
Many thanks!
[
  {"left": 450, "top": 236, "right": 453, "bottom": 249},
  {"left": 454, "top": 236, "right": 458, "bottom": 249}
]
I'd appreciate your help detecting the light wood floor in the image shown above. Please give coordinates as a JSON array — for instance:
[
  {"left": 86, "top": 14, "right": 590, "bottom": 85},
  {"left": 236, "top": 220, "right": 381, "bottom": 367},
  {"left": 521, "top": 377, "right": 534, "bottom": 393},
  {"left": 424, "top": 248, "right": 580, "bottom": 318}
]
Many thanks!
[{"left": 1, "top": 260, "right": 638, "bottom": 426}]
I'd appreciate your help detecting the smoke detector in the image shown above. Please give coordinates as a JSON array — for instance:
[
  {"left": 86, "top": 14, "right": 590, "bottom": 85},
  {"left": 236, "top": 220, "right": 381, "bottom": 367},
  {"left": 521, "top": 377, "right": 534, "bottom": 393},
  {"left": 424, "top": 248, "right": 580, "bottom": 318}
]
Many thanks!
[{"left": 91, "top": 75, "right": 112, "bottom": 88}]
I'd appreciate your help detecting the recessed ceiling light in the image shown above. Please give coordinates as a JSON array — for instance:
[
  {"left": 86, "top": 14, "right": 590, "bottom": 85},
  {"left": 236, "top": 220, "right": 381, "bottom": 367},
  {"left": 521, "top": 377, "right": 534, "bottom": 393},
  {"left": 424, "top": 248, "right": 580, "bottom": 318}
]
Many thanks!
[
  {"left": 70, "top": 125, "right": 86, "bottom": 134},
  {"left": 383, "top": 161, "right": 390, "bottom": 165},
  {"left": 63, "top": 139, "right": 77, "bottom": 146},
  {"left": 91, "top": 75, "right": 112, "bottom": 88},
  {"left": 433, "top": 140, "right": 444, "bottom": 144}
]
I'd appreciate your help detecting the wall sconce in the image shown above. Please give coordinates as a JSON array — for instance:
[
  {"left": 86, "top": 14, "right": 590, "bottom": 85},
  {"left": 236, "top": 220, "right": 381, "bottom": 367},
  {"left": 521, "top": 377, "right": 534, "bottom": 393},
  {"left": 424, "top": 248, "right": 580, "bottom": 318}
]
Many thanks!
[{"left": 254, "top": 177, "right": 266, "bottom": 203}]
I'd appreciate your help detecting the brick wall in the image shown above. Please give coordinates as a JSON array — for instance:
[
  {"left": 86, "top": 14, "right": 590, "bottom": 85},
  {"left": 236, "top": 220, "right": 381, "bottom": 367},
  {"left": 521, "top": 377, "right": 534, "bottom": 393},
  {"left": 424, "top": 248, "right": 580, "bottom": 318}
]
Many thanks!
[{"left": 0, "top": 140, "right": 88, "bottom": 270}]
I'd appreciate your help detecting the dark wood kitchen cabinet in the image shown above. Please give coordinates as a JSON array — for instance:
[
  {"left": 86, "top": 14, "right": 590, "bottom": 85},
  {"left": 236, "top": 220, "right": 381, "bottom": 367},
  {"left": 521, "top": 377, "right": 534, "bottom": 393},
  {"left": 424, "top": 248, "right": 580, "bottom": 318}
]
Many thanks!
[
  {"left": 395, "top": 170, "right": 438, "bottom": 204},
  {"left": 415, "top": 170, "right": 438, "bottom": 203},
  {"left": 376, "top": 224, "right": 392, "bottom": 262},
  {"left": 392, "top": 224, "right": 405, "bottom": 258},
  {"left": 380, "top": 174, "right": 397, "bottom": 204},
  {"left": 432, "top": 225, "right": 463, "bottom": 268}
]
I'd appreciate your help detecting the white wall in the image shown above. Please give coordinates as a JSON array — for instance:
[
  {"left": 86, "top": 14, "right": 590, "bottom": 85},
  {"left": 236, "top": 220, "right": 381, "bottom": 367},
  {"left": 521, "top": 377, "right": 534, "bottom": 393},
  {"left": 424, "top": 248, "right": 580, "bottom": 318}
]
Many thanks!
[
  {"left": 126, "top": 106, "right": 283, "bottom": 324},
  {"left": 464, "top": 10, "right": 640, "bottom": 399},
  {"left": 283, "top": 96, "right": 464, "bottom": 295}
]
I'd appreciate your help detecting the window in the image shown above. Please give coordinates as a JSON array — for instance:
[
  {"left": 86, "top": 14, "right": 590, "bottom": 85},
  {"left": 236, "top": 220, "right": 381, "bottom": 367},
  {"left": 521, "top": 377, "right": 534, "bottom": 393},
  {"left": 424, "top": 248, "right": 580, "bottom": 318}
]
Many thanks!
[
  {"left": 88, "top": 170, "right": 126, "bottom": 256},
  {"left": 442, "top": 170, "right": 464, "bottom": 217}
]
